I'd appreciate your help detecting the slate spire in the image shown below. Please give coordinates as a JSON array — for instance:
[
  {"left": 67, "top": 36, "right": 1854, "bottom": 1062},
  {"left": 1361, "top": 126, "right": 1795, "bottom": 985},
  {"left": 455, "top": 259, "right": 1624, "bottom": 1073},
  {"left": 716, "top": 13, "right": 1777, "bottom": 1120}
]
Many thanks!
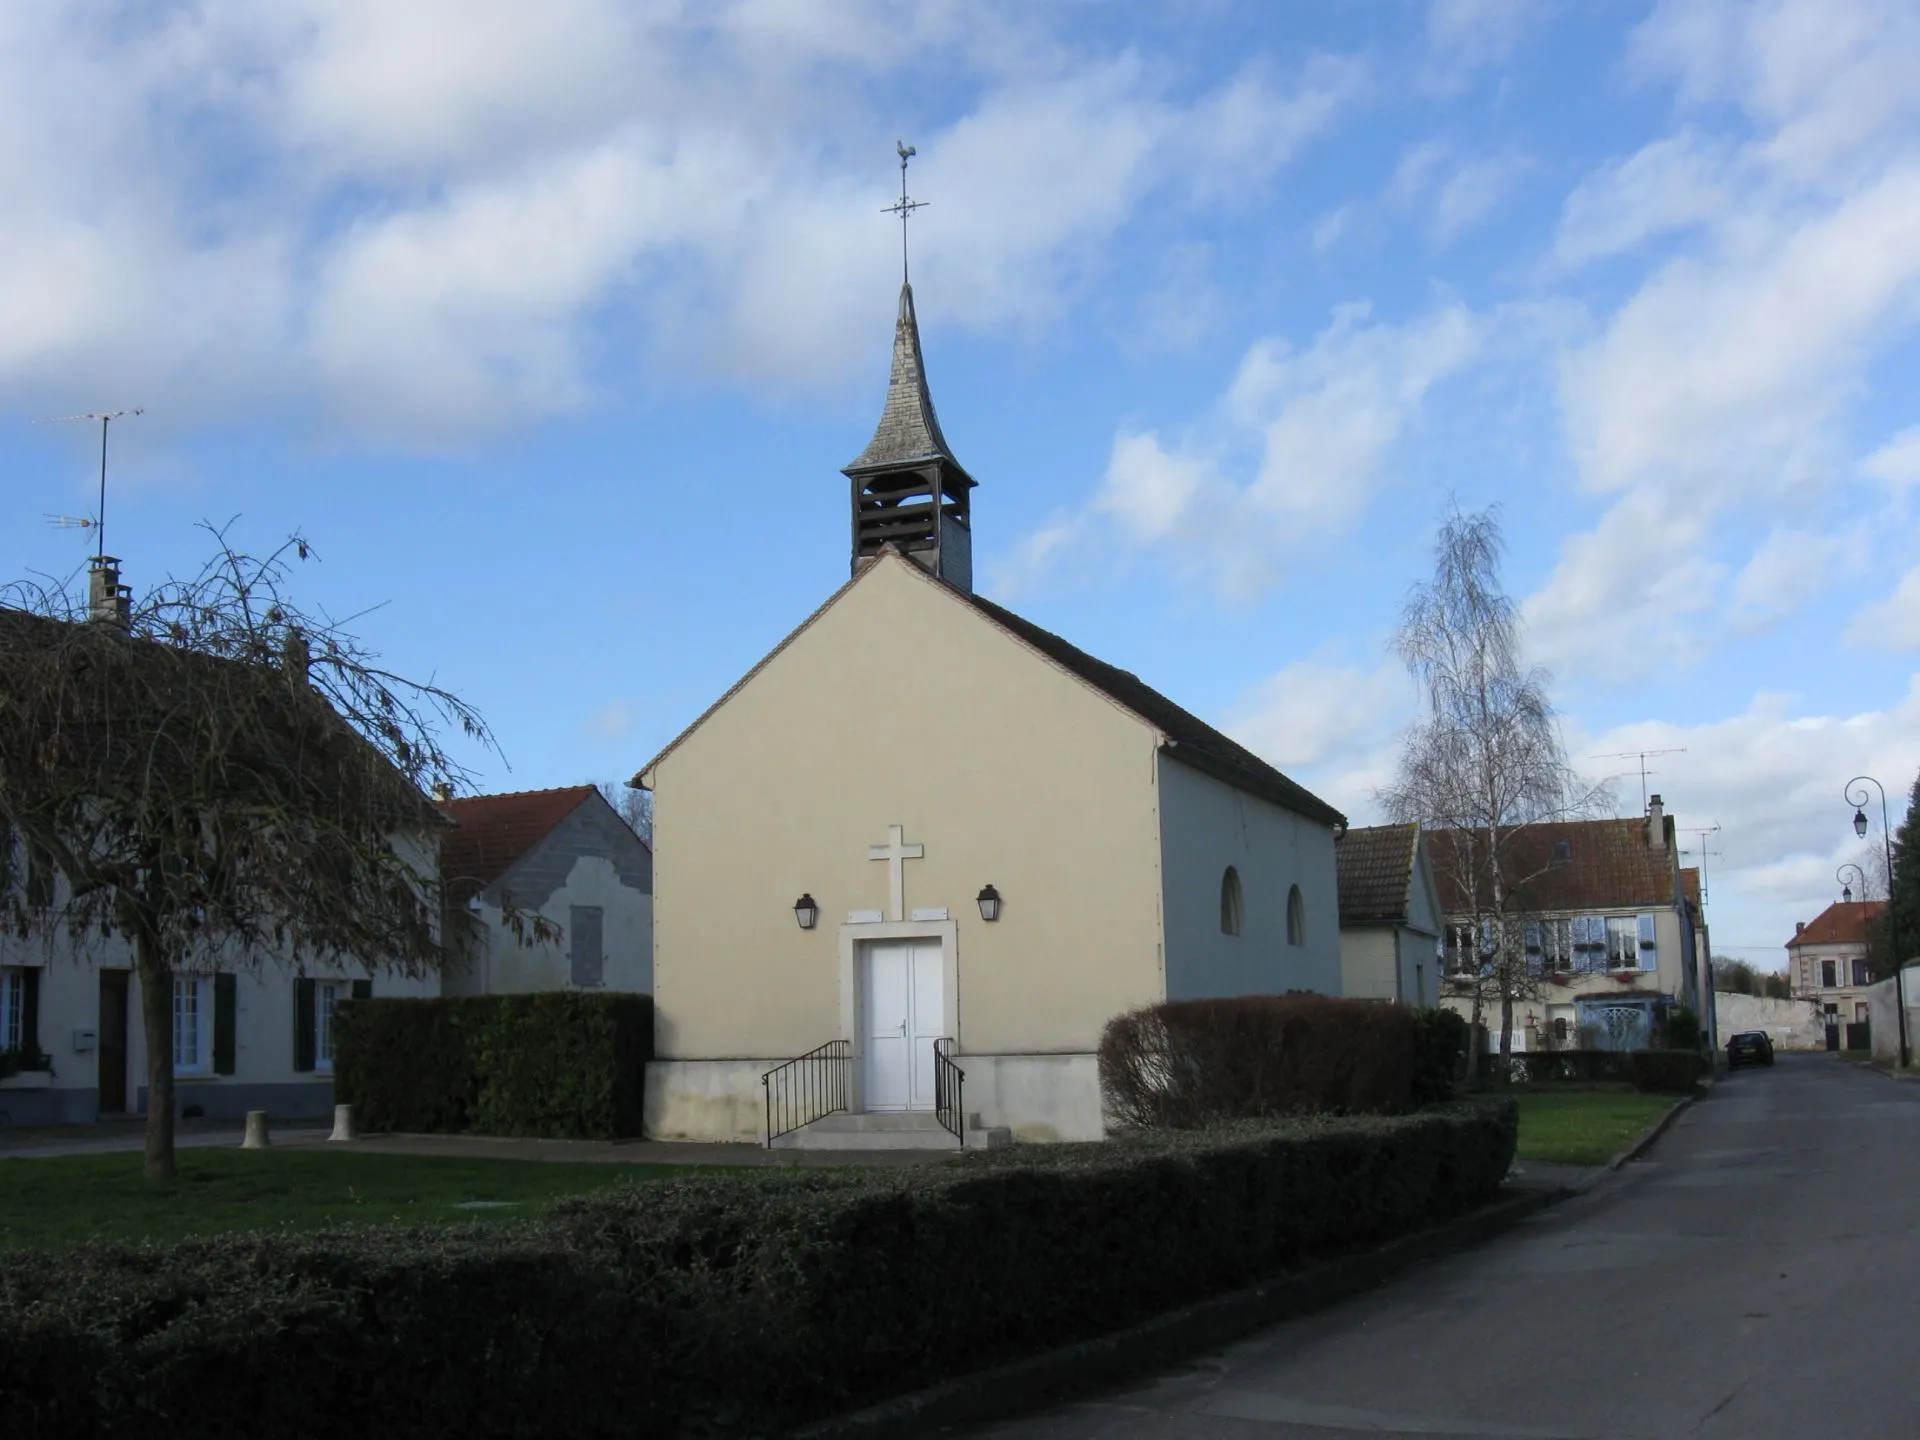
[{"left": 844, "top": 282, "right": 976, "bottom": 591}]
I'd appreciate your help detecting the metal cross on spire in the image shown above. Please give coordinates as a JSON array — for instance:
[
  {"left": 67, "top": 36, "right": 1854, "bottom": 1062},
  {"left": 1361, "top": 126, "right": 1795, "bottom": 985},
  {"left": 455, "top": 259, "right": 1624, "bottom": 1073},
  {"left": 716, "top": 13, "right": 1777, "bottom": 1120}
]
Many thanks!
[{"left": 882, "top": 140, "right": 927, "bottom": 284}]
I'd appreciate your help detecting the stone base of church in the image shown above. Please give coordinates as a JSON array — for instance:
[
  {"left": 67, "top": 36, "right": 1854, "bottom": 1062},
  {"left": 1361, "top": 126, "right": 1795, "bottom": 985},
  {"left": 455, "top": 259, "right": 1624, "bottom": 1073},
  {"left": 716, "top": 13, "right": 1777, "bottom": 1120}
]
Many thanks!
[{"left": 644, "top": 1052, "right": 1105, "bottom": 1145}]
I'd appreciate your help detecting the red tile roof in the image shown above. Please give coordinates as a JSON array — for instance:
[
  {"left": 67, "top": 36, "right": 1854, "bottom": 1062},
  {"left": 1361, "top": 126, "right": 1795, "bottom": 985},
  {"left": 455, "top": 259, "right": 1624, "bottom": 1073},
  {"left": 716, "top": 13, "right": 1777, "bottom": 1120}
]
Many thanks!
[
  {"left": 1786, "top": 899, "right": 1886, "bottom": 950},
  {"left": 438, "top": 785, "right": 597, "bottom": 903},
  {"left": 1428, "top": 816, "right": 1679, "bottom": 914},
  {"left": 1337, "top": 824, "right": 1420, "bottom": 924},
  {"left": 1681, "top": 867, "right": 1702, "bottom": 910}
]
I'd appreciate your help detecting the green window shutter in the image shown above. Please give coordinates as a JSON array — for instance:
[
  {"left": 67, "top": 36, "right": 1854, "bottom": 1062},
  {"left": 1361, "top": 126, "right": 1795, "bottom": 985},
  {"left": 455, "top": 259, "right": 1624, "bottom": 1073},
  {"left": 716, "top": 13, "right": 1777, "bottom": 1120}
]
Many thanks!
[
  {"left": 293, "top": 978, "right": 315, "bottom": 1073},
  {"left": 21, "top": 968, "right": 41, "bottom": 1061},
  {"left": 213, "top": 973, "right": 237, "bottom": 1076},
  {"left": 351, "top": 979, "right": 372, "bottom": 1001}
]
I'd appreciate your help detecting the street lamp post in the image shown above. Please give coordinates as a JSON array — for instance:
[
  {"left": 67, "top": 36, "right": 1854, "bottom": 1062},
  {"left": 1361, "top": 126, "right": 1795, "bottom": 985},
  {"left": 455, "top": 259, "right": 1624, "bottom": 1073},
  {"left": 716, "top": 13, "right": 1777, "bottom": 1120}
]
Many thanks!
[{"left": 1846, "top": 776, "right": 1910, "bottom": 1068}]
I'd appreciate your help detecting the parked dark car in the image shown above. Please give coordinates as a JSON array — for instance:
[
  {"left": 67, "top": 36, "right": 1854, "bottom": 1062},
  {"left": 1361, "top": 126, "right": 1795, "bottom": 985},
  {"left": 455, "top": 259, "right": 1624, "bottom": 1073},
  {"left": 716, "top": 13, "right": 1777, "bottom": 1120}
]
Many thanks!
[{"left": 1727, "top": 1030, "right": 1775, "bottom": 1068}]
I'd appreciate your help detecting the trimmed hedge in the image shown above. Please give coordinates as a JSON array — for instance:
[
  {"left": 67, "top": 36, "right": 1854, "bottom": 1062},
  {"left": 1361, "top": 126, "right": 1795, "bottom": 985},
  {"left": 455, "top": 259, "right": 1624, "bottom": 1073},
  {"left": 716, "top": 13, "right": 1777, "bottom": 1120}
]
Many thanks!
[
  {"left": 333, "top": 993, "right": 651, "bottom": 1139},
  {"left": 1496, "top": 1048, "right": 1704, "bottom": 1092},
  {"left": 0, "top": 1102, "right": 1515, "bottom": 1439},
  {"left": 1411, "top": 1006, "right": 1471, "bottom": 1105},
  {"left": 1098, "top": 995, "right": 1417, "bottom": 1128}
]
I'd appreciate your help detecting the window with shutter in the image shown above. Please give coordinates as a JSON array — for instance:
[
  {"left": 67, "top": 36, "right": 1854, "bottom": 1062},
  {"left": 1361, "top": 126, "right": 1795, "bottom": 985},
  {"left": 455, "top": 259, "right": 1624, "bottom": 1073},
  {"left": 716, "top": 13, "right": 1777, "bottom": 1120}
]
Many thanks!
[
  {"left": 173, "top": 978, "right": 211, "bottom": 1075},
  {"left": 1637, "top": 914, "right": 1658, "bottom": 971},
  {"left": 0, "top": 968, "right": 25, "bottom": 1053},
  {"left": 213, "top": 973, "right": 236, "bottom": 1076},
  {"left": 293, "top": 978, "right": 316, "bottom": 1072}
]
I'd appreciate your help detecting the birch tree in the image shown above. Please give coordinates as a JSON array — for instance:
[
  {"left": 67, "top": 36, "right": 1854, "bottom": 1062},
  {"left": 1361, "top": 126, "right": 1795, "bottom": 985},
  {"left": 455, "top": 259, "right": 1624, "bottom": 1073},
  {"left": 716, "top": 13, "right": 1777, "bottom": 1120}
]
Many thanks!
[
  {"left": 0, "top": 531, "right": 491, "bottom": 1179},
  {"left": 1380, "top": 505, "right": 1608, "bottom": 1071}
]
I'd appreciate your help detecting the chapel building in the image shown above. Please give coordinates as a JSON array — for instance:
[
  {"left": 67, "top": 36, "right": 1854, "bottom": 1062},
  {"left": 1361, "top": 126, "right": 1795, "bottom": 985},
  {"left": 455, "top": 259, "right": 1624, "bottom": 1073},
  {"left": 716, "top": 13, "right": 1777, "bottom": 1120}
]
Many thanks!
[{"left": 633, "top": 281, "right": 1347, "bottom": 1146}]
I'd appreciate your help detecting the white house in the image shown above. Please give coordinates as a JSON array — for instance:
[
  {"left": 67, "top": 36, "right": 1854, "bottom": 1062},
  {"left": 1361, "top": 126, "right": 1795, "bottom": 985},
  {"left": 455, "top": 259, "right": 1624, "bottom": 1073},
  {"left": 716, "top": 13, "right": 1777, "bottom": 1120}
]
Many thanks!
[
  {"left": 0, "top": 884, "right": 440, "bottom": 1127},
  {"left": 437, "top": 785, "right": 654, "bottom": 996}
]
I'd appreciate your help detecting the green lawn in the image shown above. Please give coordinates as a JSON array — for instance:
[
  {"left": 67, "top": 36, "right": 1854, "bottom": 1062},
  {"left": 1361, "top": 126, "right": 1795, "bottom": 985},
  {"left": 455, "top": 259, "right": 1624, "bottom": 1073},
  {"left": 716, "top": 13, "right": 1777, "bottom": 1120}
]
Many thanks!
[
  {"left": 1513, "top": 1091, "right": 1678, "bottom": 1167},
  {"left": 0, "top": 1149, "right": 718, "bottom": 1252}
]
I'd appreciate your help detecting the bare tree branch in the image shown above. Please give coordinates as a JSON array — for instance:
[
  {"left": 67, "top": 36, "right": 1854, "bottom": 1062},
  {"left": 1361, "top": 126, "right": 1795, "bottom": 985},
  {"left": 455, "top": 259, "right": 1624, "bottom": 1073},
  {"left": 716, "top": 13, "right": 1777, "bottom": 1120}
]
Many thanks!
[
  {"left": 1378, "top": 503, "right": 1613, "bottom": 1071},
  {"left": 0, "top": 525, "right": 495, "bottom": 1178}
]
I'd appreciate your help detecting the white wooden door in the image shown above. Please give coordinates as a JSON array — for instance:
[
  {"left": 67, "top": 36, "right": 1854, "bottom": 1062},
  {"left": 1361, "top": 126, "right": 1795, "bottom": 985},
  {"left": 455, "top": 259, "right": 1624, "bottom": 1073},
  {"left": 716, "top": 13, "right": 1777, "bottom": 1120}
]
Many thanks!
[{"left": 862, "top": 939, "right": 945, "bottom": 1111}]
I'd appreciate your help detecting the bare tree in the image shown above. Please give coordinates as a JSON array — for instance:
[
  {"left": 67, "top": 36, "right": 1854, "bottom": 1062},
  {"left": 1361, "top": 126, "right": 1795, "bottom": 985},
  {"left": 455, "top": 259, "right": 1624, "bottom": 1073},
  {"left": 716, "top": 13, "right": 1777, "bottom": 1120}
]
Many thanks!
[
  {"left": 595, "top": 780, "right": 654, "bottom": 845},
  {"left": 0, "top": 529, "right": 494, "bottom": 1179},
  {"left": 1379, "top": 504, "right": 1610, "bottom": 1070}
]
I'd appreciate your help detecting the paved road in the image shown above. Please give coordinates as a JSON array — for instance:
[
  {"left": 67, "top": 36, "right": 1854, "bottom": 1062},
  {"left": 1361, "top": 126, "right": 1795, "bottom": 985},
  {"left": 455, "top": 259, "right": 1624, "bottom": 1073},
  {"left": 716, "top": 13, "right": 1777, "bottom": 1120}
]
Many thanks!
[{"left": 965, "top": 1056, "right": 1920, "bottom": 1440}]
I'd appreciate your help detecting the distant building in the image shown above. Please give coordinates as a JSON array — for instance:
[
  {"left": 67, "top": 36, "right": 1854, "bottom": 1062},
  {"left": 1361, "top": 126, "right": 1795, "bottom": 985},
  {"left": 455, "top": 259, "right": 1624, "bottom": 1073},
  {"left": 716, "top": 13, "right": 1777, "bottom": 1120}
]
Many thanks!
[
  {"left": 1335, "top": 823, "right": 1444, "bottom": 1005},
  {"left": 1429, "top": 796, "right": 1711, "bottom": 1051},
  {"left": 437, "top": 786, "right": 654, "bottom": 997},
  {"left": 1785, "top": 899, "right": 1886, "bottom": 1047}
]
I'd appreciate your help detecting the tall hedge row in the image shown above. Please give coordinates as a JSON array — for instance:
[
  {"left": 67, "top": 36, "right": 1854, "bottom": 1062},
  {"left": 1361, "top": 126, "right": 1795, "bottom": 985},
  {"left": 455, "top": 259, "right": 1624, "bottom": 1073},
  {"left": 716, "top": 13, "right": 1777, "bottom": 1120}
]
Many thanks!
[
  {"left": 333, "top": 993, "right": 651, "bottom": 1139},
  {"left": 1098, "top": 995, "right": 1417, "bottom": 1128},
  {"left": 0, "top": 1101, "right": 1516, "bottom": 1439}
]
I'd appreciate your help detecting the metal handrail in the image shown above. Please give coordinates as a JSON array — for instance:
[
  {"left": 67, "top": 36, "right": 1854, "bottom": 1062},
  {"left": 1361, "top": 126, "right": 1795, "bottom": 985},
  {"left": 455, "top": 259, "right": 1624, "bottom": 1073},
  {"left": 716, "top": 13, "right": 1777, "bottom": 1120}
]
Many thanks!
[
  {"left": 761, "top": 1039, "right": 850, "bottom": 1148},
  {"left": 932, "top": 1037, "right": 965, "bottom": 1146}
]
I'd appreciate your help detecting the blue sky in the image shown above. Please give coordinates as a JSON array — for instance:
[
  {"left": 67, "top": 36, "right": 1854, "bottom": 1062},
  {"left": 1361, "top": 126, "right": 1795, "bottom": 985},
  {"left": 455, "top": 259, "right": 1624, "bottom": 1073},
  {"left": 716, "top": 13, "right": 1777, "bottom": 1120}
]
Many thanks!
[{"left": 4, "top": 0, "right": 1918, "bottom": 969}]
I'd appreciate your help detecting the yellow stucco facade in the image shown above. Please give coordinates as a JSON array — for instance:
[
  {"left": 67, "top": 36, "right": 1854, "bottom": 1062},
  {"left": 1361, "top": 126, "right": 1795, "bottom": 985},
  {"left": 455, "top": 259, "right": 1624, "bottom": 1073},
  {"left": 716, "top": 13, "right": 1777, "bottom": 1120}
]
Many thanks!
[{"left": 643, "top": 552, "right": 1167, "bottom": 1066}]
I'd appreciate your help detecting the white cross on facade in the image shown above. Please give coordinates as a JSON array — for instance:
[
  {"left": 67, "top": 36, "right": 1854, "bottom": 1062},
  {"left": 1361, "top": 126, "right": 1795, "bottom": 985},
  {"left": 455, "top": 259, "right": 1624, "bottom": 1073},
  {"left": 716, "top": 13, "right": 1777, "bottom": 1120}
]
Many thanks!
[{"left": 868, "top": 823, "right": 924, "bottom": 922}]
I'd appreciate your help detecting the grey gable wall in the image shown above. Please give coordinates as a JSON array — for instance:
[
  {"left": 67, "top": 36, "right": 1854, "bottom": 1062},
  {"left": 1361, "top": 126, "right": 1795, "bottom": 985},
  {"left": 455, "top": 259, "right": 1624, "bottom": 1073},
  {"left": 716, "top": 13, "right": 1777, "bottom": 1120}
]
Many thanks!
[{"left": 489, "top": 797, "right": 653, "bottom": 912}]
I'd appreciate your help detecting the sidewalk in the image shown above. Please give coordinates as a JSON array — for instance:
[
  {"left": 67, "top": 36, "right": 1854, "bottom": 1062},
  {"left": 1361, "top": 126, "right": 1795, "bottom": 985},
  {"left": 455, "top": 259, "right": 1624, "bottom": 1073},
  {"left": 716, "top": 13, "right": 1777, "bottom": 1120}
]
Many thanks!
[{"left": 0, "top": 1118, "right": 948, "bottom": 1167}]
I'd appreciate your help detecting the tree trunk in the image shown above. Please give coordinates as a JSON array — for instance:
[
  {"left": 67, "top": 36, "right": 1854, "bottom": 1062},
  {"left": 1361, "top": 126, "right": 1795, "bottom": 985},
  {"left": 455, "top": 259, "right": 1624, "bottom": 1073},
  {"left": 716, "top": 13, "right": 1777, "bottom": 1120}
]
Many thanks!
[
  {"left": 135, "top": 929, "right": 176, "bottom": 1182},
  {"left": 1499, "top": 988, "right": 1515, "bottom": 1062},
  {"left": 1467, "top": 989, "right": 1485, "bottom": 1079}
]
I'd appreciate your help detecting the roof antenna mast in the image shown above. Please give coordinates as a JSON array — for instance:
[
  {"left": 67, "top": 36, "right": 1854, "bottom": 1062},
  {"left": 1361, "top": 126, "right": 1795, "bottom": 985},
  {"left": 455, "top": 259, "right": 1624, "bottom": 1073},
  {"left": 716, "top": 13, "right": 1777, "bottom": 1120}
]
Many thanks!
[
  {"left": 37, "top": 408, "right": 146, "bottom": 559},
  {"left": 1590, "top": 748, "right": 1688, "bottom": 814},
  {"left": 882, "top": 140, "right": 927, "bottom": 285}
]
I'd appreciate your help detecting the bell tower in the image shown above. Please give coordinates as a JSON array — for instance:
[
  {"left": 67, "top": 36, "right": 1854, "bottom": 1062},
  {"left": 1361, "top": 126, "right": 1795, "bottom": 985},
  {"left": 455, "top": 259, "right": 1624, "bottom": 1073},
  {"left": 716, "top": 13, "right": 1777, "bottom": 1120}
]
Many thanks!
[
  {"left": 844, "top": 282, "right": 976, "bottom": 592},
  {"left": 845, "top": 142, "right": 976, "bottom": 592}
]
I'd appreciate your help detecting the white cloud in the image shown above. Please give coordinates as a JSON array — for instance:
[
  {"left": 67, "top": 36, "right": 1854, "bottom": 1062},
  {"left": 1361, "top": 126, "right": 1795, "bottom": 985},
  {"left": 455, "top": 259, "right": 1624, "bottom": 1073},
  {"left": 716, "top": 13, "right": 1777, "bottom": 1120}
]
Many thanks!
[
  {"left": 0, "top": 5, "right": 1363, "bottom": 445},
  {"left": 1529, "top": 0, "right": 1920, "bottom": 679},
  {"left": 582, "top": 699, "right": 641, "bottom": 740},
  {"left": 995, "top": 302, "right": 1490, "bottom": 600},
  {"left": 1861, "top": 426, "right": 1920, "bottom": 489},
  {"left": 1224, "top": 659, "right": 1414, "bottom": 821},
  {"left": 1573, "top": 678, "right": 1920, "bottom": 958},
  {"left": 1728, "top": 527, "right": 1840, "bottom": 632},
  {"left": 1629, "top": 0, "right": 1920, "bottom": 183},
  {"left": 1388, "top": 139, "right": 1527, "bottom": 246},
  {"left": 1423, "top": 0, "right": 1546, "bottom": 91},
  {"left": 1846, "top": 566, "right": 1920, "bottom": 650},
  {"left": 1550, "top": 130, "right": 1736, "bottom": 269}
]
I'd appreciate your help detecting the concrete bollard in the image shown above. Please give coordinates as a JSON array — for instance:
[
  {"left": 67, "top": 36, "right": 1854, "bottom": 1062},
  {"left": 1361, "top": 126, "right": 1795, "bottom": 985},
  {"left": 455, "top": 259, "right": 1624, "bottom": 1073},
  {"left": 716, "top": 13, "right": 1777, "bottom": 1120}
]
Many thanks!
[
  {"left": 328, "top": 1103, "right": 357, "bottom": 1143},
  {"left": 241, "top": 1110, "right": 271, "bottom": 1149}
]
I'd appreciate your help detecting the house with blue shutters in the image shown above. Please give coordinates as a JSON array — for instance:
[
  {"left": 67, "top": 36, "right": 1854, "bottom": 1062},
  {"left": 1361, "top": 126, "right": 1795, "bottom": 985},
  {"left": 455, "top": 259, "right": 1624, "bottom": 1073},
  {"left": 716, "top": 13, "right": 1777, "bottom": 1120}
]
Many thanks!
[{"left": 1428, "top": 796, "right": 1711, "bottom": 1053}]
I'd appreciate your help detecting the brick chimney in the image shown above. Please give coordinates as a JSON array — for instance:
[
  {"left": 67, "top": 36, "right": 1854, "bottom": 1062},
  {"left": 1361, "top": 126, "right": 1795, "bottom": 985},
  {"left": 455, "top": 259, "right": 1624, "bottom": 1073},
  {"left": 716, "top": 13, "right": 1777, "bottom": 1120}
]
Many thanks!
[
  {"left": 1646, "top": 793, "right": 1667, "bottom": 850},
  {"left": 1796, "top": 921, "right": 1806, "bottom": 935},
  {"left": 87, "top": 555, "right": 131, "bottom": 627}
]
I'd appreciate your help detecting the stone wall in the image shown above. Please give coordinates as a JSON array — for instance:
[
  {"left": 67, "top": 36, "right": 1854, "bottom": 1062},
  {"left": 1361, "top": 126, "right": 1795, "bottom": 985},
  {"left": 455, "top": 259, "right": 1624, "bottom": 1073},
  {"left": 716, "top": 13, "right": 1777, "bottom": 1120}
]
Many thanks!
[
  {"left": 1714, "top": 992, "right": 1824, "bottom": 1051},
  {"left": 1864, "top": 968, "right": 1920, "bottom": 1065}
]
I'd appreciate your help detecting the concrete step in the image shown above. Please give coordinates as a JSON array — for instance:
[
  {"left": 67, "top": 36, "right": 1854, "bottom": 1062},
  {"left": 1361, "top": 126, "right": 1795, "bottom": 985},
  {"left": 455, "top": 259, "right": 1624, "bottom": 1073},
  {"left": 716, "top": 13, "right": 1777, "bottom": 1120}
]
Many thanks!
[{"left": 771, "top": 1111, "right": 1015, "bottom": 1151}]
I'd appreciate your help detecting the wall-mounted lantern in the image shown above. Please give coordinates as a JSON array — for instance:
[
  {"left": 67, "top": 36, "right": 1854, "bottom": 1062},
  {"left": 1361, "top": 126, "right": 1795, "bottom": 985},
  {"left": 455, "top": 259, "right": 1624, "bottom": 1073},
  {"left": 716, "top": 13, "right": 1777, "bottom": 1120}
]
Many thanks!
[
  {"left": 793, "top": 893, "right": 819, "bottom": 930},
  {"left": 976, "top": 884, "right": 1002, "bottom": 922}
]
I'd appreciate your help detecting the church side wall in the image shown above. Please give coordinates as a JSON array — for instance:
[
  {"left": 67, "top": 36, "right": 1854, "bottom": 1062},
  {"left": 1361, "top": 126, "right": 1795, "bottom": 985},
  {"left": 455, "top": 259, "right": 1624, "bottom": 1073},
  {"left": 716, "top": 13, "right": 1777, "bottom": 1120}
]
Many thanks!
[
  {"left": 1155, "top": 755, "right": 1342, "bottom": 1001},
  {"left": 644, "top": 556, "right": 1166, "bottom": 1140}
]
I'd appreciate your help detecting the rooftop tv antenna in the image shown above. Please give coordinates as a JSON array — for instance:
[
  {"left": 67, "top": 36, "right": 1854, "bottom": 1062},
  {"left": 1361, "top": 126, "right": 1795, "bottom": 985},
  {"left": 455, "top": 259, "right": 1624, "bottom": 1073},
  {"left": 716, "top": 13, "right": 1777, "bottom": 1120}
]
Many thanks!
[
  {"left": 1590, "top": 748, "right": 1688, "bottom": 813},
  {"left": 35, "top": 408, "right": 144, "bottom": 560},
  {"left": 882, "top": 140, "right": 927, "bottom": 284},
  {"left": 1681, "top": 823, "right": 1722, "bottom": 904}
]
